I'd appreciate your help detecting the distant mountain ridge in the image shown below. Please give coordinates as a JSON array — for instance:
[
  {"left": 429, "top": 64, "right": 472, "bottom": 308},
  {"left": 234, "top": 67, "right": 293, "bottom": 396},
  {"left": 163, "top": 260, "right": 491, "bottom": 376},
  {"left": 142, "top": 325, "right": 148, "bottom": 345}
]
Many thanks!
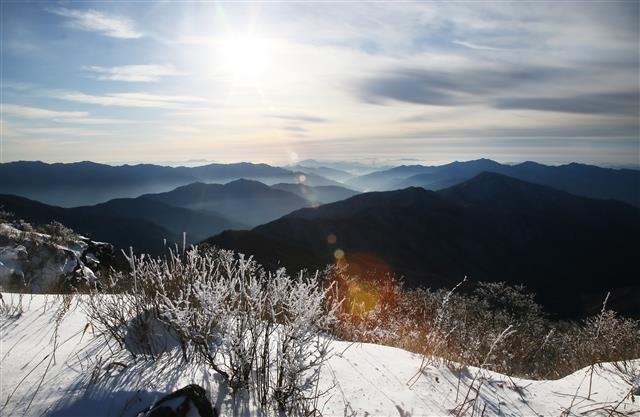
[
  {"left": 285, "top": 165, "right": 354, "bottom": 182},
  {"left": 0, "top": 194, "right": 178, "bottom": 254},
  {"left": 142, "top": 179, "right": 312, "bottom": 227},
  {"left": 346, "top": 158, "right": 640, "bottom": 206},
  {"left": 206, "top": 172, "right": 640, "bottom": 318},
  {"left": 271, "top": 183, "right": 359, "bottom": 205},
  {"left": 87, "top": 197, "right": 245, "bottom": 243},
  {"left": 0, "top": 161, "right": 340, "bottom": 207},
  {"left": 0, "top": 178, "right": 356, "bottom": 253}
]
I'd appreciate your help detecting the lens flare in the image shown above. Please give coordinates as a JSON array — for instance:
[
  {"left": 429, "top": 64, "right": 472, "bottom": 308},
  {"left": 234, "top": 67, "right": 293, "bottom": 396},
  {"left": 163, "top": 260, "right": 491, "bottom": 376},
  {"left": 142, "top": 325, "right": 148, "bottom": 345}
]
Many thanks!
[{"left": 330, "top": 252, "right": 397, "bottom": 317}]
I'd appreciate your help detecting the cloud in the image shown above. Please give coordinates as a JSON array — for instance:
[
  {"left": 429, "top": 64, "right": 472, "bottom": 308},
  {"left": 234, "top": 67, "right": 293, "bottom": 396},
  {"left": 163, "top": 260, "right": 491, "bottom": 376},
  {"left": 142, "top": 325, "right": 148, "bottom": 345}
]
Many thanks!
[
  {"left": 268, "top": 114, "right": 328, "bottom": 123},
  {"left": 82, "top": 64, "right": 186, "bottom": 82},
  {"left": 354, "top": 65, "right": 639, "bottom": 119},
  {"left": 494, "top": 92, "right": 640, "bottom": 115},
  {"left": 1, "top": 104, "right": 121, "bottom": 124},
  {"left": 2, "top": 104, "right": 88, "bottom": 119},
  {"left": 48, "top": 7, "right": 142, "bottom": 39},
  {"left": 17, "top": 127, "right": 108, "bottom": 137},
  {"left": 0, "top": 81, "right": 36, "bottom": 92},
  {"left": 283, "top": 126, "right": 307, "bottom": 133},
  {"left": 164, "top": 125, "right": 201, "bottom": 134},
  {"left": 56, "top": 91, "right": 207, "bottom": 108},
  {"left": 356, "top": 66, "right": 562, "bottom": 106},
  {"left": 451, "top": 40, "right": 509, "bottom": 51}
]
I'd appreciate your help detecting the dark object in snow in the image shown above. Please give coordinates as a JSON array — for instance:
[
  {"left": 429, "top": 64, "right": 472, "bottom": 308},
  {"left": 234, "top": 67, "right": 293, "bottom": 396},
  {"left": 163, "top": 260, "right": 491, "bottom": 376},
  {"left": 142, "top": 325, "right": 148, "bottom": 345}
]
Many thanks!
[{"left": 138, "top": 384, "right": 217, "bottom": 417}]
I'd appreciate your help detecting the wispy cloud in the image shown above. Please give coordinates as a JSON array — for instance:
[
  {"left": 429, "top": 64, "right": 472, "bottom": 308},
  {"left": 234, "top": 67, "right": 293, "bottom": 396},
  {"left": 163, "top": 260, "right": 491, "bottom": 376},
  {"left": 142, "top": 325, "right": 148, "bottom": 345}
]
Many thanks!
[
  {"left": 494, "top": 92, "right": 640, "bottom": 115},
  {"left": 57, "top": 91, "right": 207, "bottom": 108},
  {"left": 283, "top": 126, "right": 307, "bottom": 133},
  {"left": 268, "top": 114, "right": 328, "bottom": 123},
  {"left": 356, "top": 64, "right": 640, "bottom": 121},
  {"left": 82, "top": 64, "right": 185, "bottom": 82},
  {"left": 48, "top": 7, "right": 142, "bottom": 39},
  {"left": 164, "top": 125, "right": 201, "bottom": 134},
  {"left": 2, "top": 104, "right": 121, "bottom": 124},
  {"left": 17, "top": 127, "right": 108, "bottom": 137},
  {"left": 3, "top": 104, "right": 88, "bottom": 119},
  {"left": 355, "top": 66, "right": 569, "bottom": 107},
  {"left": 452, "top": 40, "right": 510, "bottom": 52},
  {"left": 355, "top": 64, "right": 639, "bottom": 117}
]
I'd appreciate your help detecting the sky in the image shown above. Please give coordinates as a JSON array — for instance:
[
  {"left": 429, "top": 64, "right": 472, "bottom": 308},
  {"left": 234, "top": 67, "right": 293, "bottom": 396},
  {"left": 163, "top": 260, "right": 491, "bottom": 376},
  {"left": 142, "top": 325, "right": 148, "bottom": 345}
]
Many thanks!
[{"left": 1, "top": 1, "right": 639, "bottom": 167}]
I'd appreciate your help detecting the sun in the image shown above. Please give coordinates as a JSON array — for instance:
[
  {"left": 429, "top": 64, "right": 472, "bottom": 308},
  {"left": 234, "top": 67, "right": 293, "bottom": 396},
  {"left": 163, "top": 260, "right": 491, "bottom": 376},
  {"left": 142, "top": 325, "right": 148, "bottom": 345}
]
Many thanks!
[{"left": 221, "top": 36, "right": 271, "bottom": 81}]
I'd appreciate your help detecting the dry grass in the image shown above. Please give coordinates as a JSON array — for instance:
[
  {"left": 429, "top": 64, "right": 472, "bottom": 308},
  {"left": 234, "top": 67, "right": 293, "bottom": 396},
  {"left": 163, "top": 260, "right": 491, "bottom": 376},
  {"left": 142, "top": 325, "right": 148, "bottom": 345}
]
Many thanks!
[{"left": 324, "top": 266, "right": 640, "bottom": 380}]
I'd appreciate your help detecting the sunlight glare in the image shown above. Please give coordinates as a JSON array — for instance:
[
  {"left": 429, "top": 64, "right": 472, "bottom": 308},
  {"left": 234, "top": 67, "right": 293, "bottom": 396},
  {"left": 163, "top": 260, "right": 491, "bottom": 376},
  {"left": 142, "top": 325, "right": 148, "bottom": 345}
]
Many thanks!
[{"left": 221, "top": 36, "right": 271, "bottom": 80}]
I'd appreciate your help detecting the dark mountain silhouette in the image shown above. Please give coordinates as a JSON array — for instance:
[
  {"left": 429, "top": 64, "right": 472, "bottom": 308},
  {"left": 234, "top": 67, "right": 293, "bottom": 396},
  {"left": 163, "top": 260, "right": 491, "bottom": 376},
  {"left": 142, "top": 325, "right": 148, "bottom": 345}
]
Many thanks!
[
  {"left": 347, "top": 159, "right": 640, "bottom": 206},
  {"left": 271, "top": 183, "right": 359, "bottom": 205},
  {"left": 0, "top": 194, "right": 177, "bottom": 255},
  {"left": 87, "top": 198, "right": 245, "bottom": 243},
  {"left": 143, "top": 179, "right": 311, "bottom": 227},
  {"left": 205, "top": 172, "right": 640, "bottom": 318},
  {"left": 0, "top": 161, "right": 339, "bottom": 207}
]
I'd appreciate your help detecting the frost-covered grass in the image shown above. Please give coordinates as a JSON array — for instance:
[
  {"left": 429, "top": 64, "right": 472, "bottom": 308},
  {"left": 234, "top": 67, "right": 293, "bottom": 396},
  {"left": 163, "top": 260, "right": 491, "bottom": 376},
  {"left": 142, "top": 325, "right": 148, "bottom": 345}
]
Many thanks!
[
  {"left": 1, "top": 246, "right": 639, "bottom": 416},
  {"left": 82, "top": 247, "right": 338, "bottom": 415},
  {"left": 327, "top": 268, "right": 640, "bottom": 380},
  {"left": 1, "top": 291, "right": 639, "bottom": 417}
]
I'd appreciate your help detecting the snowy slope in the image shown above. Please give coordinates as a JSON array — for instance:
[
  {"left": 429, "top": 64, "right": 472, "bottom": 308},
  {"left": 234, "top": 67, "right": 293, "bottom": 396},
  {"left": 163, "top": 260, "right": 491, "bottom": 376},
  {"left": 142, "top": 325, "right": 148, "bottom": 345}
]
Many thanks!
[{"left": 1, "top": 293, "right": 638, "bottom": 417}]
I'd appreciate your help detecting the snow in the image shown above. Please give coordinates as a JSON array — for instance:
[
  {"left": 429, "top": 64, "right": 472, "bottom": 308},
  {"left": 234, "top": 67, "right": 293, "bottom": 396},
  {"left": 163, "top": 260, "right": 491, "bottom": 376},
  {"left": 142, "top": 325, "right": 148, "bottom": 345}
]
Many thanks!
[
  {"left": 0, "top": 245, "right": 27, "bottom": 281},
  {"left": 1, "top": 292, "right": 638, "bottom": 417},
  {"left": 0, "top": 222, "right": 110, "bottom": 292}
]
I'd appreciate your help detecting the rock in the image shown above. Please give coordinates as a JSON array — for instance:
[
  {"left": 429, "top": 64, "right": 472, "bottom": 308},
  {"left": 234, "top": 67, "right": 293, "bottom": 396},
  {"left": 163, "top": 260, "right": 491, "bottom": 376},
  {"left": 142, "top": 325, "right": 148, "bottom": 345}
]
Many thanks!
[
  {"left": 0, "top": 220, "right": 117, "bottom": 292},
  {"left": 138, "top": 384, "right": 217, "bottom": 417}
]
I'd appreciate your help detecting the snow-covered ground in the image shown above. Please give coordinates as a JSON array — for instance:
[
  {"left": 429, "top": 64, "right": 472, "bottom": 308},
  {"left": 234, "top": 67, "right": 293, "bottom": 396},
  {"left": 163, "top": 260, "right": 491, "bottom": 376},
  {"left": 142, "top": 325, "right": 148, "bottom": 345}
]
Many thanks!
[
  {"left": 0, "top": 222, "right": 111, "bottom": 292},
  {"left": 1, "top": 293, "right": 638, "bottom": 417}
]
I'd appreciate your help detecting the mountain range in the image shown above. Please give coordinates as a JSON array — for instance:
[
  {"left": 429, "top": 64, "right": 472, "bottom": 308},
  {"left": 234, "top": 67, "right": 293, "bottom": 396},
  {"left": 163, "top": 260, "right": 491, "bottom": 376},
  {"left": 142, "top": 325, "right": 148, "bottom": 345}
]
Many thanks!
[
  {"left": 2, "top": 158, "right": 638, "bottom": 316},
  {"left": 286, "top": 165, "right": 355, "bottom": 182},
  {"left": 0, "top": 161, "right": 340, "bottom": 207},
  {"left": 346, "top": 159, "right": 640, "bottom": 206},
  {"left": 0, "top": 194, "right": 177, "bottom": 254},
  {"left": 206, "top": 172, "right": 640, "bottom": 318},
  {"left": 0, "top": 179, "right": 359, "bottom": 253},
  {"left": 270, "top": 183, "right": 359, "bottom": 205},
  {"left": 141, "top": 179, "right": 311, "bottom": 227},
  {"left": 2, "top": 159, "right": 638, "bottom": 207}
]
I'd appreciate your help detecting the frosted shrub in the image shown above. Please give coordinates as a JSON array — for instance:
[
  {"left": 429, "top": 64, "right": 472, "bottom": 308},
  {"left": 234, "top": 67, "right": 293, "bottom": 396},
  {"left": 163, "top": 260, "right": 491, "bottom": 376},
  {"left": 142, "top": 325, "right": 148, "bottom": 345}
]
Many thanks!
[
  {"left": 327, "top": 269, "right": 640, "bottom": 379},
  {"left": 87, "top": 247, "right": 337, "bottom": 415},
  {"left": 0, "top": 208, "right": 13, "bottom": 222},
  {"left": 556, "top": 308, "right": 640, "bottom": 374},
  {"left": 83, "top": 259, "right": 165, "bottom": 358},
  {"left": 37, "top": 221, "right": 77, "bottom": 245},
  {"left": 269, "top": 271, "right": 335, "bottom": 412}
]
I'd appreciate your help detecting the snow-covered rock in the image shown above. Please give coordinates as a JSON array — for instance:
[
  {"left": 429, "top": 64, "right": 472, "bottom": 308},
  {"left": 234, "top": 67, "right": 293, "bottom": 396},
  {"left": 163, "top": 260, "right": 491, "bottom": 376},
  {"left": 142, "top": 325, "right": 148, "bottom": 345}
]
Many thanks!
[{"left": 0, "top": 221, "right": 116, "bottom": 292}]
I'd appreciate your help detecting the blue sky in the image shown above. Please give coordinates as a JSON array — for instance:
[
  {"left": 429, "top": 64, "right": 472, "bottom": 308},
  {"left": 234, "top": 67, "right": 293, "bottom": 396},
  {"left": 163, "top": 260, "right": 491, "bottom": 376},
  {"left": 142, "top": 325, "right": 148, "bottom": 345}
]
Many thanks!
[{"left": 1, "top": 1, "right": 638, "bottom": 166}]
